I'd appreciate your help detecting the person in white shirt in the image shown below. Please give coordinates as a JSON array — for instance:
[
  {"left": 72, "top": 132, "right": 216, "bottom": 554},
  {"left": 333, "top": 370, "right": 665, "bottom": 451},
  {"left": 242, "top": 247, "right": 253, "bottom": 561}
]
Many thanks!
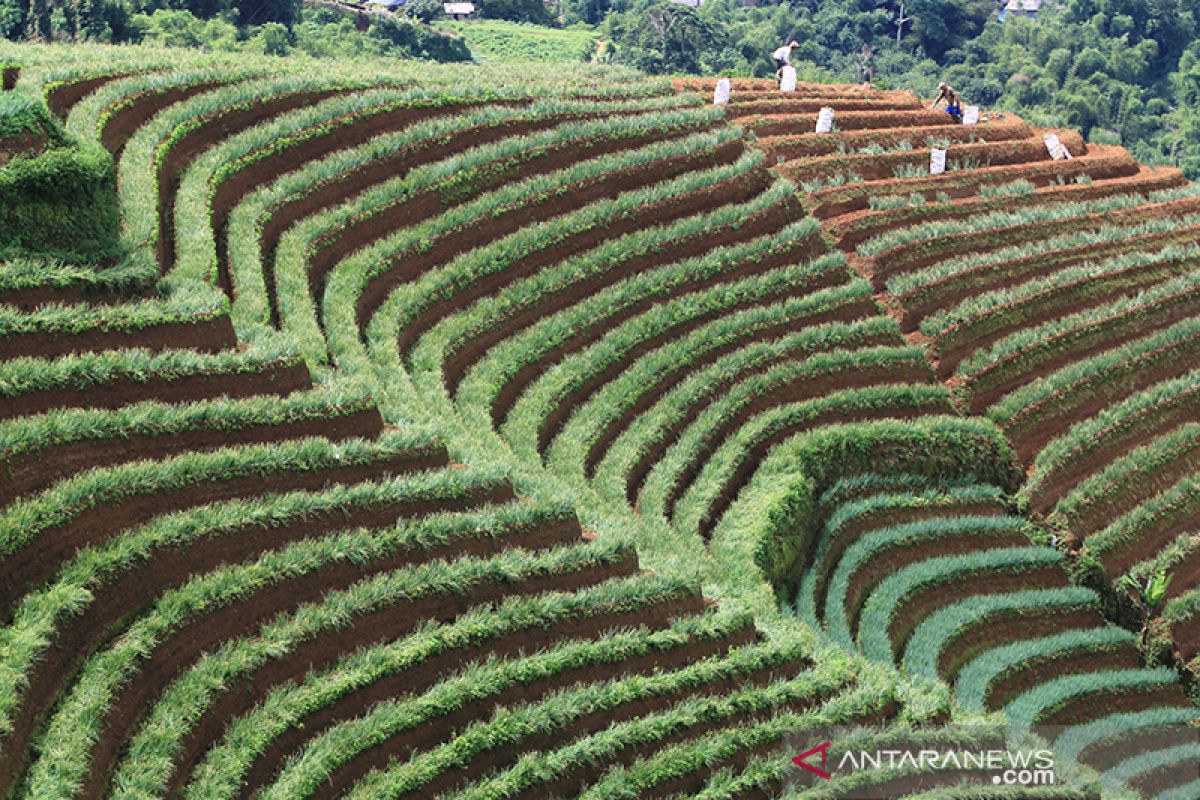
[{"left": 773, "top": 41, "right": 799, "bottom": 71}]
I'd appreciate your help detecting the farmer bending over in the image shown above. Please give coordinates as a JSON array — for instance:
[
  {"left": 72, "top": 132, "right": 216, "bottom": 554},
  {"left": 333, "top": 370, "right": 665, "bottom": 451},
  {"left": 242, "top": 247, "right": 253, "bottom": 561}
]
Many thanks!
[
  {"left": 932, "top": 82, "right": 963, "bottom": 123},
  {"left": 773, "top": 41, "right": 799, "bottom": 72}
]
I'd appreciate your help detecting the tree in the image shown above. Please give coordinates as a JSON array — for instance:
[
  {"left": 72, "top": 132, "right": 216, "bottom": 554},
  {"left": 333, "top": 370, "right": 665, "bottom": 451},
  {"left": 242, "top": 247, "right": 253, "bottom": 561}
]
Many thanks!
[
  {"left": 475, "top": 0, "right": 554, "bottom": 25},
  {"left": 607, "top": 2, "right": 718, "bottom": 75}
]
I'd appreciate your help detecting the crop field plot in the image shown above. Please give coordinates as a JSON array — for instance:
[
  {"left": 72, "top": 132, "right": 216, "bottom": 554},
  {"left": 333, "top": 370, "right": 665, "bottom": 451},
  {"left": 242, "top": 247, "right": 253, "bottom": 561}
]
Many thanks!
[{"left": 0, "top": 49, "right": 1196, "bottom": 800}]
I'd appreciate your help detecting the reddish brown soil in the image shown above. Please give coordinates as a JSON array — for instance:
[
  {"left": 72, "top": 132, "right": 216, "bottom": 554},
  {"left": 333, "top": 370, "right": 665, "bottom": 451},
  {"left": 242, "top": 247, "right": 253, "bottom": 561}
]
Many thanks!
[
  {"left": 932, "top": 254, "right": 1196, "bottom": 378},
  {"left": 585, "top": 304, "right": 900, "bottom": 479},
  {"left": 809, "top": 500, "right": 1008, "bottom": 614},
  {"left": 45, "top": 71, "right": 138, "bottom": 118},
  {"left": 1039, "top": 684, "right": 1193, "bottom": 727},
  {"left": 1130, "top": 760, "right": 1200, "bottom": 798},
  {"left": 405, "top": 173, "right": 786, "bottom": 369},
  {"left": 0, "top": 312, "right": 236, "bottom": 361},
  {"left": 0, "top": 480, "right": 524, "bottom": 797},
  {"left": 0, "top": 404, "right": 384, "bottom": 508},
  {"left": 209, "top": 100, "right": 493, "bottom": 293},
  {"left": 156, "top": 89, "right": 339, "bottom": 274},
  {"left": 238, "top": 611, "right": 755, "bottom": 795},
  {"left": 0, "top": 132, "right": 47, "bottom": 166},
  {"left": 839, "top": 526, "right": 1031, "bottom": 634},
  {"left": 833, "top": 166, "right": 1184, "bottom": 253},
  {"left": 897, "top": 221, "right": 1200, "bottom": 332},
  {"left": 1004, "top": 330, "right": 1200, "bottom": 463},
  {"left": 2, "top": 66, "right": 17, "bottom": 91},
  {"left": 1162, "top": 547, "right": 1200, "bottom": 602},
  {"left": 0, "top": 359, "right": 312, "bottom": 421},
  {"left": 985, "top": 646, "right": 1142, "bottom": 711},
  {"left": 809, "top": 148, "right": 1138, "bottom": 220},
  {"left": 964, "top": 283, "right": 1200, "bottom": 415},
  {"left": 622, "top": 296, "right": 881, "bottom": 504},
  {"left": 697, "top": 399, "right": 951, "bottom": 538},
  {"left": 350, "top": 123, "right": 724, "bottom": 333},
  {"left": 1171, "top": 617, "right": 1199, "bottom": 661},
  {"left": 518, "top": 235, "right": 840, "bottom": 446},
  {"left": 935, "top": 608, "right": 1106, "bottom": 680},
  {"left": 0, "top": 281, "right": 151, "bottom": 312},
  {"left": 0, "top": 447, "right": 451, "bottom": 616},
  {"left": 760, "top": 119, "right": 1032, "bottom": 163},
  {"left": 309, "top": 635, "right": 789, "bottom": 800},
  {"left": 664, "top": 360, "right": 933, "bottom": 520},
  {"left": 1079, "top": 723, "right": 1200, "bottom": 770},
  {"left": 101, "top": 80, "right": 229, "bottom": 156},
  {"left": 82, "top": 550, "right": 643, "bottom": 797},
  {"left": 734, "top": 109, "right": 951, "bottom": 136},
  {"left": 884, "top": 564, "right": 1071, "bottom": 660},
  {"left": 729, "top": 98, "right": 923, "bottom": 116},
  {"left": 1029, "top": 386, "right": 1200, "bottom": 517}
]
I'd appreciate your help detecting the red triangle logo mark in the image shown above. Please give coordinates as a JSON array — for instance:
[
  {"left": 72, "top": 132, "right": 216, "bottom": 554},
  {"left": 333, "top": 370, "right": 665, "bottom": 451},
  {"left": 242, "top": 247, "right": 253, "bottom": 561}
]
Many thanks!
[{"left": 792, "top": 741, "right": 833, "bottom": 780}]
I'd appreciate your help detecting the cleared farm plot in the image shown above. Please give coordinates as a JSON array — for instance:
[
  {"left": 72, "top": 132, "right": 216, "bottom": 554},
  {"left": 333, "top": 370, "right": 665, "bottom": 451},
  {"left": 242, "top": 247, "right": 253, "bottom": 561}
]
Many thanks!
[{"left": 0, "top": 52, "right": 1195, "bottom": 800}]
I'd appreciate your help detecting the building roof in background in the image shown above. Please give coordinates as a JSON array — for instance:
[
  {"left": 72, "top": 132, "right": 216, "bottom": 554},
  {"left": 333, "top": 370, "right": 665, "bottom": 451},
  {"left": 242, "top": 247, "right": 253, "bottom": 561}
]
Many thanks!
[{"left": 444, "top": 2, "right": 474, "bottom": 12}]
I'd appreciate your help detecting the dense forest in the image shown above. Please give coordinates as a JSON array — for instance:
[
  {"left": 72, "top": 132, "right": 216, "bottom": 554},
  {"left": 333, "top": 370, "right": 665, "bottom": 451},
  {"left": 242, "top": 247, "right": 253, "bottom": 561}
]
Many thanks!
[{"left": 1, "top": 0, "right": 1196, "bottom": 175}]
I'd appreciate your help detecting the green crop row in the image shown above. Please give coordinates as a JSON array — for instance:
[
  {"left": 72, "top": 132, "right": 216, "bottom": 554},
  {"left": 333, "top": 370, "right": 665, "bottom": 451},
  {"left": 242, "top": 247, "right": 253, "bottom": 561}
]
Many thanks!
[
  {"left": 906, "top": 588, "right": 1107, "bottom": 685},
  {"left": 954, "top": 625, "right": 1134, "bottom": 714},
  {"left": 955, "top": 268, "right": 1200, "bottom": 392},
  {"left": 921, "top": 242, "right": 1200, "bottom": 340},
  {"left": 1053, "top": 707, "right": 1200, "bottom": 763},
  {"left": 990, "top": 315, "right": 1200, "bottom": 427},
  {"left": 0, "top": 469, "right": 520, "bottom": 741},
  {"left": 0, "top": 427, "right": 431, "bottom": 557},
  {"left": 481, "top": 234, "right": 839, "bottom": 456},
  {"left": 0, "top": 93, "right": 62, "bottom": 143},
  {"left": 29, "top": 536, "right": 635, "bottom": 798},
  {"left": 887, "top": 212, "right": 1200, "bottom": 301},
  {"left": 816, "top": 473, "right": 996, "bottom": 512},
  {"left": 1005, "top": 667, "right": 1182, "bottom": 730},
  {"left": 186, "top": 603, "right": 750, "bottom": 798},
  {"left": 1024, "top": 365, "right": 1200, "bottom": 506},
  {"left": 1081, "top": 468, "right": 1200, "bottom": 576},
  {"left": 0, "top": 256, "right": 156, "bottom": 298},
  {"left": 857, "top": 192, "right": 1150, "bottom": 259},
  {"left": 857, "top": 546, "right": 1064, "bottom": 662}
]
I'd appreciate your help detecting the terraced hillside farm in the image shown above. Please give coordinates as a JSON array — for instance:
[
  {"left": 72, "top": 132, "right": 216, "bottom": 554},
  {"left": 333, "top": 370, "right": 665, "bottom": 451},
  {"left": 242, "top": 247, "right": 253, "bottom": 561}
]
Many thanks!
[{"left": 0, "top": 44, "right": 1194, "bottom": 800}]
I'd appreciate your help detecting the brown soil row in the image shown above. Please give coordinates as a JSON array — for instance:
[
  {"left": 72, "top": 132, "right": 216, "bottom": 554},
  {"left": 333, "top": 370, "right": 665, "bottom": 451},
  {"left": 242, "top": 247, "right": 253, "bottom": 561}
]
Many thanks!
[
  {"left": 1172, "top": 617, "right": 1199, "bottom": 662},
  {"left": 0, "top": 479, "right": 519, "bottom": 797},
  {"left": 621, "top": 296, "right": 881, "bottom": 505},
  {"left": 1039, "top": 683, "right": 1193, "bottom": 728},
  {"left": 673, "top": 76, "right": 909, "bottom": 98},
  {"left": 0, "top": 280, "right": 152, "bottom": 312},
  {"left": 869, "top": 193, "right": 1200, "bottom": 290},
  {"left": 932, "top": 253, "right": 1197, "bottom": 379},
  {"left": 664, "top": 360, "right": 934, "bottom": 521},
  {"left": 728, "top": 98, "right": 922, "bottom": 117},
  {"left": 240, "top": 604, "right": 751, "bottom": 796},
  {"left": 809, "top": 146, "right": 1139, "bottom": 220},
  {"left": 255, "top": 113, "right": 592, "bottom": 327},
  {"left": 963, "top": 281, "right": 1200, "bottom": 415},
  {"left": 696, "top": 398, "right": 951, "bottom": 539},
  {"left": 45, "top": 70, "right": 140, "bottom": 119},
  {"left": 778, "top": 132, "right": 1086, "bottom": 185},
  {"left": 0, "top": 445, "right": 450, "bottom": 617},
  {"left": 0, "top": 404, "right": 384, "bottom": 508},
  {"left": 209, "top": 100, "right": 495, "bottom": 293},
  {"left": 986, "top": 646, "right": 1141, "bottom": 712},
  {"left": 1031, "top": 386, "right": 1200, "bottom": 514},
  {"left": 1002, "top": 321, "right": 1200, "bottom": 464},
  {"left": 732, "top": 109, "right": 951, "bottom": 135},
  {"left": 0, "top": 358, "right": 311, "bottom": 421},
  {"left": 2, "top": 65, "right": 17, "bottom": 91},
  {"left": 809, "top": 500, "right": 1009, "bottom": 615},
  {"left": 156, "top": 88, "right": 340, "bottom": 274},
  {"left": 896, "top": 220, "right": 1200, "bottom": 333},
  {"left": 883, "top": 564, "right": 1071, "bottom": 661},
  {"left": 1131, "top": 760, "right": 1200, "bottom": 798},
  {"left": 83, "top": 549, "right": 643, "bottom": 798},
  {"left": 935, "top": 607, "right": 1106, "bottom": 682},
  {"left": 1078, "top": 722, "right": 1200, "bottom": 772},
  {"left": 832, "top": 164, "right": 1185, "bottom": 253},
  {"left": 101, "top": 79, "right": 231, "bottom": 156},
  {"left": 393, "top": 655, "right": 806, "bottom": 800},
  {"left": 1057, "top": 430, "right": 1200, "bottom": 541},
  {"left": 352, "top": 125, "right": 733, "bottom": 336},
  {"left": 758, "top": 119, "right": 1031, "bottom": 163},
  {"left": 839, "top": 525, "right": 1032, "bottom": 635},
  {"left": 0, "top": 131, "right": 47, "bottom": 166},
  {"left": 432, "top": 182, "right": 796, "bottom": 393},
  {"left": 585, "top": 302, "right": 900, "bottom": 480},
  {"left": 516, "top": 233, "right": 838, "bottom": 446},
  {"left": 299, "top": 107, "right": 664, "bottom": 296},
  {"left": 0, "top": 310, "right": 236, "bottom": 362}
]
